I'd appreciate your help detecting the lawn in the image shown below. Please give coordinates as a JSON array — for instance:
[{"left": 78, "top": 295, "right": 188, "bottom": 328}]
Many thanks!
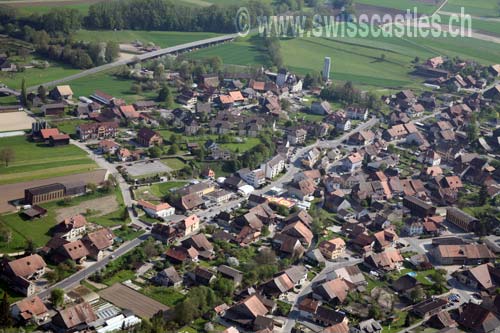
[
  {"left": 141, "top": 286, "right": 185, "bottom": 307},
  {"left": 161, "top": 157, "right": 187, "bottom": 171},
  {"left": 0, "top": 95, "right": 19, "bottom": 106},
  {"left": 53, "top": 119, "right": 92, "bottom": 136},
  {"left": 73, "top": 30, "right": 220, "bottom": 48},
  {"left": 0, "top": 209, "right": 58, "bottom": 253},
  {"left": 114, "top": 226, "right": 145, "bottom": 242},
  {"left": 88, "top": 208, "right": 129, "bottom": 228},
  {"left": 389, "top": 269, "right": 435, "bottom": 286},
  {"left": 150, "top": 181, "right": 188, "bottom": 197},
  {"left": 103, "top": 270, "right": 136, "bottom": 286},
  {"left": 64, "top": 69, "right": 158, "bottom": 103},
  {"left": 220, "top": 137, "right": 261, "bottom": 153},
  {"left": 0, "top": 136, "right": 97, "bottom": 185}
]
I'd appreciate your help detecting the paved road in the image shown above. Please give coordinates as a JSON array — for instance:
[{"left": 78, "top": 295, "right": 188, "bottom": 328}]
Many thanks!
[
  {"left": 38, "top": 233, "right": 150, "bottom": 299},
  {"left": 27, "top": 34, "right": 237, "bottom": 91}
]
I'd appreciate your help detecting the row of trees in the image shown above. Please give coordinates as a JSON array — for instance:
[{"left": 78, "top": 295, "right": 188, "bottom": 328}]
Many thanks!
[
  {"left": 264, "top": 36, "right": 284, "bottom": 69},
  {"left": 84, "top": 0, "right": 272, "bottom": 32},
  {"left": 320, "top": 81, "right": 382, "bottom": 111}
]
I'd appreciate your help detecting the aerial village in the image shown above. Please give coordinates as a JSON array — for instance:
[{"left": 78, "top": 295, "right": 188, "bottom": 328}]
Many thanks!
[{"left": 0, "top": 53, "right": 499, "bottom": 333}]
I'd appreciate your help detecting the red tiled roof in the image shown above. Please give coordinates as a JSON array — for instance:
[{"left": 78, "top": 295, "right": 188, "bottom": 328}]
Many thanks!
[{"left": 40, "top": 128, "right": 60, "bottom": 140}]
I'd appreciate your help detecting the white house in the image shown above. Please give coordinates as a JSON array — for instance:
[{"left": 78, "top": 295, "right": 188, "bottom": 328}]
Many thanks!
[
  {"left": 261, "top": 154, "right": 286, "bottom": 179},
  {"left": 238, "top": 168, "right": 266, "bottom": 188},
  {"left": 56, "top": 214, "right": 87, "bottom": 241},
  {"left": 343, "top": 152, "right": 363, "bottom": 173},
  {"left": 420, "top": 150, "right": 441, "bottom": 166},
  {"left": 346, "top": 106, "right": 368, "bottom": 120},
  {"left": 137, "top": 200, "right": 175, "bottom": 219},
  {"left": 403, "top": 219, "right": 423, "bottom": 236}
]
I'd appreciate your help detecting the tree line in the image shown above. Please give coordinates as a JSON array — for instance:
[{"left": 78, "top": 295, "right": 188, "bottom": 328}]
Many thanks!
[{"left": 0, "top": 7, "right": 121, "bottom": 69}]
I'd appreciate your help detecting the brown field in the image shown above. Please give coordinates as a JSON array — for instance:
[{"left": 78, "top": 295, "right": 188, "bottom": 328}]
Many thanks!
[
  {"left": 99, "top": 283, "right": 169, "bottom": 319},
  {"left": 0, "top": 112, "right": 34, "bottom": 132},
  {"left": 55, "top": 194, "right": 118, "bottom": 220},
  {"left": 0, "top": 169, "right": 107, "bottom": 213}
]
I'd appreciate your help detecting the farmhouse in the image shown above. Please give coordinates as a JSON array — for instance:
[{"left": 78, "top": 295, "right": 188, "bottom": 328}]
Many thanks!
[
  {"left": 52, "top": 302, "right": 98, "bottom": 332},
  {"left": 1, "top": 254, "right": 46, "bottom": 296},
  {"left": 59, "top": 240, "right": 90, "bottom": 264},
  {"left": 453, "top": 263, "right": 500, "bottom": 294},
  {"left": 91, "top": 90, "right": 115, "bottom": 105},
  {"left": 76, "top": 122, "right": 118, "bottom": 141},
  {"left": 137, "top": 128, "right": 163, "bottom": 147},
  {"left": 40, "top": 128, "right": 70, "bottom": 146},
  {"left": 50, "top": 85, "right": 74, "bottom": 100},
  {"left": 54, "top": 214, "right": 87, "bottom": 241},
  {"left": 82, "top": 228, "right": 115, "bottom": 261},
  {"left": 11, "top": 296, "right": 49, "bottom": 325},
  {"left": 41, "top": 103, "right": 65, "bottom": 117}
]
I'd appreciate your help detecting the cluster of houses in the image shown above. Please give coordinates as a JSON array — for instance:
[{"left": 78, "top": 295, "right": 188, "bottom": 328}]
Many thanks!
[
  {"left": 1, "top": 214, "right": 114, "bottom": 297},
  {"left": 2, "top": 55, "right": 500, "bottom": 333}
]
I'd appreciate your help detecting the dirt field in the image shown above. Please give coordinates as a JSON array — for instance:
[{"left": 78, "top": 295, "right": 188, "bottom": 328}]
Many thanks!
[
  {"left": 55, "top": 194, "right": 118, "bottom": 220},
  {"left": 0, "top": 112, "right": 34, "bottom": 132},
  {"left": 99, "top": 283, "right": 169, "bottom": 319},
  {"left": 0, "top": 169, "right": 107, "bottom": 213}
]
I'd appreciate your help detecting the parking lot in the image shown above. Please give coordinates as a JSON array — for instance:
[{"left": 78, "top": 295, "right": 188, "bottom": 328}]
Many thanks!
[{"left": 123, "top": 160, "right": 172, "bottom": 177}]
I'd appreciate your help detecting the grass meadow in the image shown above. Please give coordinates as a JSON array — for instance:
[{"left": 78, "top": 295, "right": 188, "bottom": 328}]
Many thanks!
[
  {"left": 73, "top": 30, "right": 220, "bottom": 48},
  {"left": 0, "top": 136, "right": 97, "bottom": 185}
]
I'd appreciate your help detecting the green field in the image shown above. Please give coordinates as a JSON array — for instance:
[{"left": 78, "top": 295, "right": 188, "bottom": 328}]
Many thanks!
[
  {"left": 161, "top": 157, "right": 187, "bottom": 171},
  {"left": 64, "top": 69, "right": 157, "bottom": 102},
  {"left": 190, "top": 28, "right": 500, "bottom": 88},
  {"left": 150, "top": 181, "right": 188, "bottom": 197},
  {"left": 0, "top": 136, "right": 97, "bottom": 185},
  {"left": 53, "top": 119, "right": 91, "bottom": 136},
  {"left": 0, "top": 95, "right": 18, "bottom": 106},
  {"left": 0, "top": 61, "right": 81, "bottom": 90},
  {"left": 142, "top": 286, "right": 185, "bottom": 306},
  {"left": 440, "top": 14, "right": 500, "bottom": 37},
  {"left": 442, "top": 0, "right": 500, "bottom": 17},
  {"left": 73, "top": 30, "right": 220, "bottom": 48},
  {"left": 0, "top": 209, "right": 58, "bottom": 253},
  {"left": 188, "top": 35, "right": 271, "bottom": 67},
  {"left": 355, "top": 0, "right": 442, "bottom": 15}
]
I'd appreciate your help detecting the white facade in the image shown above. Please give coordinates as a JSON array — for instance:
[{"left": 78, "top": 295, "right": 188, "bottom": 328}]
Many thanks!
[
  {"left": 261, "top": 155, "right": 286, "bottom": 179},
  {"left": 323, "top": 57, "right": 331, "bottom": 81},
  {"left": 240, "top": 169, "right": 266, "bottom": 188}
]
